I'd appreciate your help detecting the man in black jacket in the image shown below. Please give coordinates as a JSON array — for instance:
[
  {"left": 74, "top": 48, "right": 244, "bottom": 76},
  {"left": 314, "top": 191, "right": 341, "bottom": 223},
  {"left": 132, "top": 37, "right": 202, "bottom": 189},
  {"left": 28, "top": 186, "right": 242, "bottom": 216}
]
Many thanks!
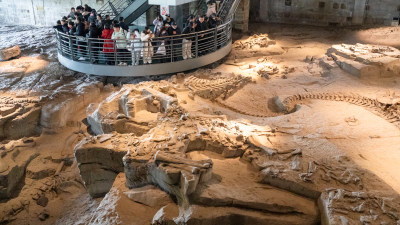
[
  {"left": 88, "top": 22, "right": 100, "bottom": 38},
  {"left": 67, "top": 21, "right": 77, "bottom": 58},
  {"left": 182, "top": 22, "right": 197, "bottom": 59},
  {"left": 163, "top": 14, "right": 175, "bottom": 27},
  {"left": 167, "top": 22, "right": 181, "bottom": 36},
  {"left": 184, "top": 15, "right": 195, "bottom": 29},
  {"left": 61, "top": 19, "right": 69, "bottom": 33},
  {"left": 75, "top": 17, "right": 85, "bottom": 37},
  {"left": 196, "top": 15, "right": 209, "bottom": 55},
  {"left": 208, "top": 13, "right": 221, "bottom": 28},
  {"left": 75, "top": 17, "right": 86, "bottom": 60},
  {"left": 119, "top": 17, "right": 129, "bottom": 31},
  {"left": 104, "top": 15, "right": 112, "bottom": 27},
  {"left": 53, "top": 20, "right": 63, "bottom": 32},
  {"left": 68, "top": 21, "right": 76, "bottom": 35},
  {"left": 88, "top": 22, "right": 100, "bottom": 63},
  {"left": 196, "top": 15, "right": 209, "bottom": 32},
  {"left": 96, "top": 14, "right": 104, "bottom": 34},
  {"left": 167, "top": 22, "right": 181, "bottom": 61}
]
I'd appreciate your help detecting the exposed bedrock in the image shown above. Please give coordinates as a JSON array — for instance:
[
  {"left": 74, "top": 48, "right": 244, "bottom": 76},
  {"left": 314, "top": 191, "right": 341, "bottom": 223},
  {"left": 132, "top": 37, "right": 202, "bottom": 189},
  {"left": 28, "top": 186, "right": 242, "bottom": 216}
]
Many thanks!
[
  {"left": 328, "top": 43, "right": 400, "bottom": 78},
  {"left": 319, "top": 189, "right": 400, "bottom": 225},
  {"left": 0, "top": 139, "right": 38, "bottom": 199},
  {"left": 0, "top": 98, "right": 41, "bottom": 140},
  {"left": 91, "top": 172, "right": 319, "bottom": 225},
  {"left": 86, "top": 84, "right": 177, "bottom": 136},
  {"left": 89, "top": 173, "right": 177, "bottom": 225},
  {"left": 122, "top": 120, "right": 251, "bottom": 197},
  {"left": 0, "top": 45, "right": 21, "bottom": 61},
  {"left": 74, "top": 133, "right": 132, "bottom": 197},
  {"left": 40, "top": 81, "right": 103, "bottom": 129},
  {"left": 74, "top": 72, "right": 400, "bottom": 224}
]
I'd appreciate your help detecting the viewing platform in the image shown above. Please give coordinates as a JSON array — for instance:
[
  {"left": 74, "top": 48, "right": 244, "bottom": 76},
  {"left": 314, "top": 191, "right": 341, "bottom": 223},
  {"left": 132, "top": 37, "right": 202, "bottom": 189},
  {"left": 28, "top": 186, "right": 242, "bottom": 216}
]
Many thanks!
[{"left": 55, "top": 18, "right": 233, "bottom": 77}]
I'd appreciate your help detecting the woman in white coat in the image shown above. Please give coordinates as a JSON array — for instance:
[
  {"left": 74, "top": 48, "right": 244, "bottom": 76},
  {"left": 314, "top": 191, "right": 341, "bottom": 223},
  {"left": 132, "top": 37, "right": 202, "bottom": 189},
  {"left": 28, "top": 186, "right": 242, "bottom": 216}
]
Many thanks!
[
  {"left": 128, "top": 29, "right": 142, "bottom": 66},
  {"left": 141, "top": 27, "right": 154, "bottom": 64}
]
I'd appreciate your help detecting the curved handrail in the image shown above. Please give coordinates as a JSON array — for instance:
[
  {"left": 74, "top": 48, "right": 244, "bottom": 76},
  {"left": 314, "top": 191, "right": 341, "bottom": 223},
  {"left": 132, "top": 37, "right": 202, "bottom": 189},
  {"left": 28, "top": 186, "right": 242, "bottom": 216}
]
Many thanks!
[{"left": 55, "top": 17, "right": 233, "bottom": 67}]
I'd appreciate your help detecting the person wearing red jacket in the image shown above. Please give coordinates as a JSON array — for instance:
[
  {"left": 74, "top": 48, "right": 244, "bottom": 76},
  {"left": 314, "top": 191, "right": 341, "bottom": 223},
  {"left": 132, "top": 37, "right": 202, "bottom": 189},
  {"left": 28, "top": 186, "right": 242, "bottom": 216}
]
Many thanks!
[{"left": 101, "top": 23, "right": 114, "bottom": 65}]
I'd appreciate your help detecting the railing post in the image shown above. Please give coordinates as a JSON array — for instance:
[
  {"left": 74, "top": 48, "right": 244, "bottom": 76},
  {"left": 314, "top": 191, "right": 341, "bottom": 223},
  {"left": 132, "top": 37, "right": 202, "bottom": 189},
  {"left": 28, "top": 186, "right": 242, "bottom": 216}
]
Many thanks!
[
  {"left": 114, "top": 40, "right": 117, "bottom": 65},
  {"left": 69, "top": 35, "right": 74, "bottom": 60},
  {"left": 56, "top": 32, "right": 60, "bottom": 53},
  {"left": 214, "top": 27, "right": 218, "bottom": 51},
  {"left": 88, "top": 39, "right": 92, "bottom": 63},
  {"left": 170, "top": 38, "right": 173, "bottom": 62},
  {"left": 195, "top": 33, "right": 198, "bottom": 58}
]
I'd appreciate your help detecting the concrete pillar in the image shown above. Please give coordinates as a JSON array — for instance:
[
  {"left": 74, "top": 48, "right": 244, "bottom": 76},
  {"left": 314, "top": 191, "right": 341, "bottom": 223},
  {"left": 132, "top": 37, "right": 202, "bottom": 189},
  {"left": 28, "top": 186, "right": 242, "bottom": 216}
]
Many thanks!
[
  {"left": 352, "top": 0, "right": 366, "bottom": 25},
  {"left": 169, "top": 5, "right": 183, "bottom": 28},
  {"left": 146, "top": 5, "right": 159, "bottom": 26},
  {"left": 234, "top": 0, "right": 250, "bottom": 32},
  {"left": 189, "top": 1, "right": 198, "bottom": 15}
]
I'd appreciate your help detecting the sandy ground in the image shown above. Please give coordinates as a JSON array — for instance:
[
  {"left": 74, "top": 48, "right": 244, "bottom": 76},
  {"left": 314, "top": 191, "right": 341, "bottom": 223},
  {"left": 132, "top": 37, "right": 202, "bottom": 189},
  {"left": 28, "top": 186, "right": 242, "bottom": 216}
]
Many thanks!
[{"left": 0, "top": 23, "right": 400, "bottom": 224}]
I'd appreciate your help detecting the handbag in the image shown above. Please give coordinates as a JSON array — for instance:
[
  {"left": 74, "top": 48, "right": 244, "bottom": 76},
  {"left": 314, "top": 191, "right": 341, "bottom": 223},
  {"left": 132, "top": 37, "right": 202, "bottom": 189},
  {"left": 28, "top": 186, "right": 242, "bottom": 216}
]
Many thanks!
[
  {"left": 156, "top": 42, "right": 166, "bottom": 55},
  {"left": 77, "top": 36, "right": 86, "bottom": 42}
]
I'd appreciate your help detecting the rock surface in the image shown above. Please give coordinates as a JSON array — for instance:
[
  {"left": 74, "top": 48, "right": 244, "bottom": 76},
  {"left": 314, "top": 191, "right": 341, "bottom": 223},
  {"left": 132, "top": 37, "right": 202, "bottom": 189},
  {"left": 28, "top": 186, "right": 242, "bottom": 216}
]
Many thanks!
[
  {"left": 0, "top": 139, "right": 38, "bottom": 199},
  {"left": 0, "top": 45, "right": 21, "bottom": 61},
  {"left": 328, "top": 43, "right": 400, "bottom": 78},
  {"left": 74, "top": 133, "right": 130, "bottom": 197},
  {"left": 3, "top": 24, "right": 400, "bottom": 225}
]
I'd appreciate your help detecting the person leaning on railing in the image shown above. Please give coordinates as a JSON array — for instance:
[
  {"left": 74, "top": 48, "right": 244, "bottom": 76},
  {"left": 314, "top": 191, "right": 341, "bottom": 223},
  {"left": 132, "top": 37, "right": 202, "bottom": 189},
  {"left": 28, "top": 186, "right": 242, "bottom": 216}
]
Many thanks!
[
  {"left": 141, "top": 27, "right": 154, "bottom": 64},
  {"left": 111, "top": 24, "right": 129, "bottom": 65},
  {"left": 127, "top": 29, "right": 142, "bottom": 66},
  {"left": 167, "top": 22, "right": 182, "bottom": 61},
  {"left": 61, "top": 19, "right": 69, "bottom": 33},
  {"left": 68, "top": 21, "right": 76, "bottom": 35},
  {"left": 208, "top": 13, "right": 221, "bottom": 28},
  {"left": 88, "top": 22, "right": 100, "bottom": 64},
  {"left": 53, "top": 20, "right": 63, "bottom": 32},
  {"left": 155, "top": 27, "right": 169, "bottom": 63},
  {"left": 182, "top": 22, "right": 197, "bottom": 60},
  {"left": 196, "top": 15, "right": 209, "bottom": 56},
  {"left": 101, "top": 23, "right": 115, "bottom": 65},
  {"left": 75, "top": 16, "right": 87, "bottom": 60}
]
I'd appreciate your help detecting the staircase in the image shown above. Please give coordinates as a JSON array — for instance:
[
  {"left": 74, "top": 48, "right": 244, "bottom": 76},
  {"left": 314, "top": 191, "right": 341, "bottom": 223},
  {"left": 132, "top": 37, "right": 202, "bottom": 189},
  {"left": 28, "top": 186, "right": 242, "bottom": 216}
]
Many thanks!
[
  {"left": 218, "top": 0, "right": 241, "bottom": 22},
  {"left": 96, "top": 0, "right": 240, "bottom": 26},
  {"left": 97, "top": 0, "right": 152, "bottom": 25},
  {"left": 190, "top": 0, "right": 206, "bottom": 16}
]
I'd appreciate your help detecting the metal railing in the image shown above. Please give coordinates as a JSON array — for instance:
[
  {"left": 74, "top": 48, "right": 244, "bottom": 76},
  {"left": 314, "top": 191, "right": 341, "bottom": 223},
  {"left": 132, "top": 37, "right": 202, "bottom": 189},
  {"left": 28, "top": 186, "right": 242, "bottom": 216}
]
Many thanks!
[{"left": 55, "top": 17, "right": 232, "bottom": 66}]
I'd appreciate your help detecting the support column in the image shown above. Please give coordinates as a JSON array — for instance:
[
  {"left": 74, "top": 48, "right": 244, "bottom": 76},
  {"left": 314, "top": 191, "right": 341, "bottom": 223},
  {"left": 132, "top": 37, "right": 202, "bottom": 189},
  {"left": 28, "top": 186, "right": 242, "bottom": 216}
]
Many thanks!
[
  {"left": 352, "top": 0, "right": 366, "bottom": 25},
  {"left": 234, "top": 0, "right": 250, "bottom": 32}
]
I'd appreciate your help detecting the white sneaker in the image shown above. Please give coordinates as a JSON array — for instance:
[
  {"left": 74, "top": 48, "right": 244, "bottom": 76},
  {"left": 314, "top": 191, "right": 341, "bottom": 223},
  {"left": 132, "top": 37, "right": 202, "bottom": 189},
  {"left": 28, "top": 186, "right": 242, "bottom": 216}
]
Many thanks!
[{"left": 78, "top": 57, "right": 86, "bottom": 61}]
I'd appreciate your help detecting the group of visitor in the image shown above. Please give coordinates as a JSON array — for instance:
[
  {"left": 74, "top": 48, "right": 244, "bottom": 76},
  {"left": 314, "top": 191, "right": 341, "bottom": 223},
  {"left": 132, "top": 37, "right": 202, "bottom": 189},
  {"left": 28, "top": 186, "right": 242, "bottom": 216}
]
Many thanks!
[{"left": 53, "top": 1, "right": 224, "bottom": 65}]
